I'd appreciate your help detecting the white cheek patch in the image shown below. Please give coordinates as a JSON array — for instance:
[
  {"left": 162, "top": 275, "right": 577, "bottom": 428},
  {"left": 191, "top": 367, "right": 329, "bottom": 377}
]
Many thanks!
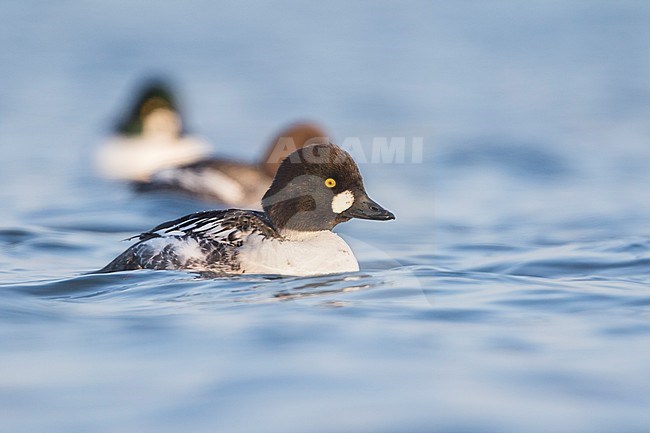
[{"left": 331, "top": 190, "right": 355, "bottom": 213}]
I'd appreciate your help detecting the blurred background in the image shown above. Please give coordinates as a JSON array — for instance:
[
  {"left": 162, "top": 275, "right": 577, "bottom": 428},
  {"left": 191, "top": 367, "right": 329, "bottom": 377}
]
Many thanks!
[
  {"left": 2, "top": 0, "right": 648, "bottom": 225},
  {"left": 1, "top": 1, "right": 650, "bottom": 432}
]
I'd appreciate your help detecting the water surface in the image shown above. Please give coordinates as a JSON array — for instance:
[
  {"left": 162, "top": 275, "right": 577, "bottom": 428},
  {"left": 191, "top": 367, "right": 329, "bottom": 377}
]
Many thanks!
[{"left": 1, "top": 1, "right": 650, "bottom": 432}]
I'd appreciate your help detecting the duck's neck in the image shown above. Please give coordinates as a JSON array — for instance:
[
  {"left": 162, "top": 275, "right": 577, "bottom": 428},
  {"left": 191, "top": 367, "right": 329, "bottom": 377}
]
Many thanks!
[{"left": 279, "top": 228, "right": 334, "bottom": 241}]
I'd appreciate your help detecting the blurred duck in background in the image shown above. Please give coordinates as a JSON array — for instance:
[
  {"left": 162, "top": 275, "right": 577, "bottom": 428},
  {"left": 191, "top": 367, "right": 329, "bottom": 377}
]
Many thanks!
[
  {"left": 95, "top": 80, "right": 211, "bottom": 181},
  {"left": 136, "top": 122, "right": 330, "bottom": 209}
]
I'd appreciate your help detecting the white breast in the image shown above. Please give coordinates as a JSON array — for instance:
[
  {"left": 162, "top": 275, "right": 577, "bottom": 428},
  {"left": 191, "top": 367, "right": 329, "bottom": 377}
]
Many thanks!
[{"left": 237, "top": 230, "right": 359, "bottom": 276}]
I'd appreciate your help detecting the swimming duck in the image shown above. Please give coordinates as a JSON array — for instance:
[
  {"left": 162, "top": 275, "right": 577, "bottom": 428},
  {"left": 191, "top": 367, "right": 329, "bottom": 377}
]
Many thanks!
[
  {"left": 137, "top": 122, "right": 330, "bottom": 208},
  {"left": 95, "top": 80, "right": 211, "bottom": 181},
  {"left": 99, "top": 143, "right": 394, "bottom": 276}
]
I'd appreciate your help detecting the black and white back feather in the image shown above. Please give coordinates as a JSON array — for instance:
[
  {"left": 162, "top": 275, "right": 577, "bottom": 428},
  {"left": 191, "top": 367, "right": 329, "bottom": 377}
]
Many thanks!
[{"left": 99, "top": 209, "right": 279, "bottom": 273}]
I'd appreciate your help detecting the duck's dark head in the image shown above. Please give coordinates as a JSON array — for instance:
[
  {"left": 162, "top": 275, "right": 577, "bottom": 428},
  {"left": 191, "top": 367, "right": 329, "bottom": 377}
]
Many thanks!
[
  {"left": 262, "top": 143, "right": 395, "bottom": 232},
  {"left": 116, "top": 79, "right": 183, "bottom": 137},
  {"left": 259, "top": 122, "right": 330, "bottom": 178}
]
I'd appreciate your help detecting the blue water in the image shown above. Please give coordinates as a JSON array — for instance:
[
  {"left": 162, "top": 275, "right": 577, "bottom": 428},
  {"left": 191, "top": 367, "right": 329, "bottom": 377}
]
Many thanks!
[{"left": 1, "top": 1, "right": 650, "bottom": 432}]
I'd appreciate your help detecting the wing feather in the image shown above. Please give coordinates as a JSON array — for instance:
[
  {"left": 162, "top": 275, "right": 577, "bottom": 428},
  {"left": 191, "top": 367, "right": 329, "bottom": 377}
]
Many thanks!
[
  {"left": 139, "top": 209, "right": 278, "bottom": 242},
  {"left": 100, "top": 209, "right": 279, "bottom": 273}
]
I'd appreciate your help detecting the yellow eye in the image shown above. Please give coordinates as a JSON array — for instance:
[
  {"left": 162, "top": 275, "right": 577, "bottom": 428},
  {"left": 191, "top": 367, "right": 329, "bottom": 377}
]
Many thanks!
[{"left": 324, "top": 178, "right": 336, "bottom": 188}]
